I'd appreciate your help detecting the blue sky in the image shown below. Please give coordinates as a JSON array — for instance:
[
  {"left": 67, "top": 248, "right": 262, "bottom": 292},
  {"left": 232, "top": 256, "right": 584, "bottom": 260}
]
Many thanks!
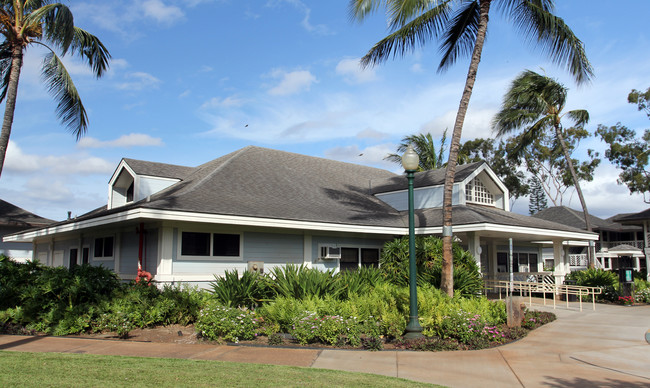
[{"left": 1, "top": 0, "right": 649, "bottom": 221}]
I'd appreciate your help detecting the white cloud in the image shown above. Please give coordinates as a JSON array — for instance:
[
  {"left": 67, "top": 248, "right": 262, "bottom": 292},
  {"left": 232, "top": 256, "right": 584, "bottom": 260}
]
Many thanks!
[
  {"left": 271, "top": 0, "right": 333, "bottom": 35},
  {"left": 201, "top": 96, "right": 246, "bottom": 109},
  {"left": 357, "top": 128, "right": 389, "bottom": 140},
  {"left": 323, "top": 143, "right": 397, "bottom": 171},
  {"left": 336, "top": 58, "right": 377, "bottom": 84},
  {"left": 117, "top": 72, "right": 161, "bottom": 91},
  {"left": 4, "top": 141, "right": 114, "bottom": 175},
  {"left": 411, "top": 63, "right": 423, "bottom": 73},
  {"left": 136, "top": 0, "right": 186, "bottom": 24},
  {"left": 78, "top": 133, "right": 164, "bottom": 148},
  {"left": 266, "top": 69, "right": 317, "bottom": 96}
]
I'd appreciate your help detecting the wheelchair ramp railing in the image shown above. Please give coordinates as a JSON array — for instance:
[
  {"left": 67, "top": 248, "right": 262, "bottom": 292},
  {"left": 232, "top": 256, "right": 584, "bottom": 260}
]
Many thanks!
[{"left": 483, "top": 279, "right": 603, "bottom": 311}]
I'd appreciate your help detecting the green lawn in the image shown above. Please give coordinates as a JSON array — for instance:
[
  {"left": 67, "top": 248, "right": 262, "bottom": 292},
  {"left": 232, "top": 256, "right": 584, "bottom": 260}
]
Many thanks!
[{"left": 0, "top": 351, "right": 441, "bottom": 387}]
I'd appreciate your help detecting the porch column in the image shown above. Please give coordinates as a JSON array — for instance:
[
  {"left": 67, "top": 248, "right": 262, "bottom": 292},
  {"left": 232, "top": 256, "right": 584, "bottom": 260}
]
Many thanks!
[
  {"left": 490, "top": 240, "right": 498, "bottom": 279},
  {"left": 158, "top": 226, "right": 174, "bottom": 276},
  {"left": 466, "top": 232, "right": 482, "bottom": 275},
  {"left": 552, "top": 239, "right": 566, "bottom": 285},
  {"left": 645, "top": 221, "right": 650, "bottom": 281}
]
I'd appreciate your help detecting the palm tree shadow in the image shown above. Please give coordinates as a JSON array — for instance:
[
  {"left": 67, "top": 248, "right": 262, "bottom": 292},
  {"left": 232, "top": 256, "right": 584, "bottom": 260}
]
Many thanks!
[{"left": 542, "top": 376, "right": 650, "bottom": 387}]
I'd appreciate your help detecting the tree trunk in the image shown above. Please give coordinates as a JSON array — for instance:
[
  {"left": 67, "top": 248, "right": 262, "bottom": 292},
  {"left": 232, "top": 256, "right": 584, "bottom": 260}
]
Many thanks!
[
  {"left": 441, "top": 0, "right": 491, "bottom": 297},
  {"left": 0, "top": 43, "right": 24, "bottom": 179},
  {"left": 554, "top": 124, "right": 595, "bottom": 267}
]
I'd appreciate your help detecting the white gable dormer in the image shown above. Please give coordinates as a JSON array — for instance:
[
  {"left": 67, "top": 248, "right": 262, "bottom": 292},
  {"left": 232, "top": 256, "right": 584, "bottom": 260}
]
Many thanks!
[
  {"left": 373, "top": 162, "right": 509, "bottom": 211},
  {"left": 107, "top": 159, "right": 182, "bottom": 209},
  {"left": 460, "top": 166, "right": 509, "bottom": 211}
]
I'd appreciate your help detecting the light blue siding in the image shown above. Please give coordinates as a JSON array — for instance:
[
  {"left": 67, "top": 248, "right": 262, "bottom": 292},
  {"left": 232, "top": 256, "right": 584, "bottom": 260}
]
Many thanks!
[
  {"left": 243, "top": 232, "right": 303, "bottom": 263},
  {"left": 120, "top": 230, "right": 139, "bottom": 275},
  {"left": 311, "top": 235, "right": 387, "bottom": 271},
  {"left": 376, "top": 184, "right": 461, "bottom": 210}
]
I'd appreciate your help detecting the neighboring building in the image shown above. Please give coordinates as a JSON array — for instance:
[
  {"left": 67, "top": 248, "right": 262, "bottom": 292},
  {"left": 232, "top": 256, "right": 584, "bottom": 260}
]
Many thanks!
[
  {"left": 0, "top": 199, "right": 54, "bottom": 262},
  {"left": 533, "top": 206, "right": 645, "bottom": 273},
  {"left": 612, "top": 209, "right": 650, "bottom": 280},
  {"left": 4, "top": 146, "right": 597, "bottom": 286}
]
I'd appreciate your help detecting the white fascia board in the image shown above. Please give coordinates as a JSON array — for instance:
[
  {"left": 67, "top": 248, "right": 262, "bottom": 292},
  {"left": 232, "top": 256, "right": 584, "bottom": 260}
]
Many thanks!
[
  {"left": 4, "top": 208, "right": 406, "bottom": 242},
  {"left": 416, "top": 223, "right": 599, "bottom": 241},
  {"left": 108, "top": 160, "right": 136, "bottom": 186}
]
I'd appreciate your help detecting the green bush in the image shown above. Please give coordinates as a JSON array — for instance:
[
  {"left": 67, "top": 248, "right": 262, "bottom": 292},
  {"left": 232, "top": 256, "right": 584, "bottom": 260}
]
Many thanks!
[
  {"left": 379, "top": 236, "right": 482, "bottom": 296},
  {"left": 0, "top": 258, "right": 121, "bottom": 334},
  {"left": 267, "top": 264, "right": 345, "bottom": 300},
  {"left": 196, "top": 300, "right": 263, "bottom": 342},
  {"left": 210, "top": 270, "right": 269, "bottom": 309},
  {"left": 566, "top": 268, "right": 618, "bottom": 289}
]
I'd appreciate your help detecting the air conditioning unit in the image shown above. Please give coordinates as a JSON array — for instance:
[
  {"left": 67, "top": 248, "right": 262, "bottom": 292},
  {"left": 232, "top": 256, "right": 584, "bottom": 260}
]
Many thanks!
[{"left": 320, "top": 246, "right": 341, "bottom": 260}]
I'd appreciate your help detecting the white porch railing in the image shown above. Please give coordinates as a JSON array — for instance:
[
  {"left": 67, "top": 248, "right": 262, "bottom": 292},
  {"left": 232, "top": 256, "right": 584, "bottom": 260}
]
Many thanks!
[
  {"left": 569, "top": 254, "right": 588, "bottom": 267},
  {"left": 483, "top": 279, "right": 603, "bottom": 311},
  {"left": 596, "top": 240, "right": 644, "bottom": 250}
]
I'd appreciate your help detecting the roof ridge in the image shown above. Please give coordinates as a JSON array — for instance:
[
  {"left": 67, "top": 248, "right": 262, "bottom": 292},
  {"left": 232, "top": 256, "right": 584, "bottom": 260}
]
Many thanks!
[{"left": 177, "top": 147, "right": 252, "bottom": 195}]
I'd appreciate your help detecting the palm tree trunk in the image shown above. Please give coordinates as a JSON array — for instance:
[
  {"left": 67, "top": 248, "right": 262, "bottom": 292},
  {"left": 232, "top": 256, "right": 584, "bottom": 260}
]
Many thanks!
[
  {"left": 554, "top": 124, "right": 595, "bottom": 267},
  {"left": 441, "top": 0, "right": 491, "bottom": 297},
  {"left": 0, "top": 44, "right": 24, "bottom": 179}
]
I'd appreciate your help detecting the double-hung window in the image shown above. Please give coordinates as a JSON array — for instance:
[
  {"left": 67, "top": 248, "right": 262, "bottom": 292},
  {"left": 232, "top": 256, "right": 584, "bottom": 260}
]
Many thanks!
[
  {"left": 94, "top": 236, "right": 114, "bottom": 259},
  {"left": 181, "top": 232, "right": 240, "bottom": 258}
]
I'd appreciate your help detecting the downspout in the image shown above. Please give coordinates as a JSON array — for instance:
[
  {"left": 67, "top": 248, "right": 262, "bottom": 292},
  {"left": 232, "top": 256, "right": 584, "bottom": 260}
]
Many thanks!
[{"left": 138, "top": 222, "right": 144, "bottom": 270}]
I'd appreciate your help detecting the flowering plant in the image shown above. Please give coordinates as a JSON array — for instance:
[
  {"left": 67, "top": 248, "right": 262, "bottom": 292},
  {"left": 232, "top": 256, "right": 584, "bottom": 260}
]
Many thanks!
[
  {"left": 135, "top": 269, "right": 152, "bottom": 285},
  {"left": 618, "top": 296, "right": 634, "bottom": 305}
]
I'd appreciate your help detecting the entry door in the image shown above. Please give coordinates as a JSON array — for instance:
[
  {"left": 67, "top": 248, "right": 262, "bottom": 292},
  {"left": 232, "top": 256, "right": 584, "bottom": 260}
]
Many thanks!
[{"left": 69, "top": 248, "right": 78, "bottom": 268}]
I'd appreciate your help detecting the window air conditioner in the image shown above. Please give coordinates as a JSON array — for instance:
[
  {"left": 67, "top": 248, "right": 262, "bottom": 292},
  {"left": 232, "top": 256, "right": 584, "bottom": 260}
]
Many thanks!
[{"left": 320, "top": 246, "right": 341, "bottom": 260}]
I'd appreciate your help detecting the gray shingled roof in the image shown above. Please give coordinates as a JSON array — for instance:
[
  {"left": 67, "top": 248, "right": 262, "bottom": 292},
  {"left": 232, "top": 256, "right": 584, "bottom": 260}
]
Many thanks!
[
  {"left": 613, "top": 208, "right": 650, "bottom": 223},
  {"left": 138, "top": 146, "right": 406, "bottom": 227},
  {"left": 532, "top": 206, "right": 639, "bottom": 232},
  {"left": 122, "top": 158, "right": 195, "bottom": 180},
  {"left": 0, "top": 200, "right": 54, "bottom": 227},
  {"left": 411, "top": 205, "right": 590, "bottom": 233},
  {"left": 370, "top": 161, "right": 485, "bottom": 194},
  {"left": 40, "top": 147, "right": 597, "bottom": 236}
]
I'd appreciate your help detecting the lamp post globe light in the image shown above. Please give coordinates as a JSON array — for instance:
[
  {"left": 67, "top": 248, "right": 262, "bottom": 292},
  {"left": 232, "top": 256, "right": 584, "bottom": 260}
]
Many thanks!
[{"left": 402, "top": 145, "right": 423, "bottom": 339}]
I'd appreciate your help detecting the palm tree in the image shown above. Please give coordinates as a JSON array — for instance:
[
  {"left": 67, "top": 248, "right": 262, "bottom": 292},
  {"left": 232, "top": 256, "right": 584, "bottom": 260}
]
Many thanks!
[
  {"left": 0, "top": 1, "right": 110, "bottom": 178},
  {"left": 350, "top": 0, "right": 592, "bottom": 297},
  {"left": 385, "top": 131, "right": 448, "bottom": 171},
  {"left": 492, "top": 70, "right": 594, "bottom": 265}
]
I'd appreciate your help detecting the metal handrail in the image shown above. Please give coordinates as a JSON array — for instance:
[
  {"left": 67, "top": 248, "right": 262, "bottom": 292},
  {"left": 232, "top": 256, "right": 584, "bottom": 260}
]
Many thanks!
[{"left": 483, "top": 279, "right": 603, "bottom": 311}]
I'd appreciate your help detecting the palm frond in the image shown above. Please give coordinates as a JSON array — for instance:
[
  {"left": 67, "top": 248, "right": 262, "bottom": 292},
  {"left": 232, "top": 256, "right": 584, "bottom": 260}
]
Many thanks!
[
  {"left": 70, "top": 27, "right": 111, "bottom": 77},
  {"left": 386, "top": 0, "right": 443, "bottom": 30},
  {"left": 0, "top": 41, "right": 11, "bottom": 102},
  {"left": 511, "top": 0, "right": 593, "bottom": 84},
  {"left": 41, "top": 51, "right": 88, "bottom": 139},
  {"left": 437, "top": 0, "right": 479, "bottom": 72},
  {"left": 24, "top": 4, "right": 75, "bottom": 52},
  {"left": 565, "top": 109, "right": 589, "bottom": 127},
  {"left": 361, "top": 3, "right": 451, "bottom": 67}
]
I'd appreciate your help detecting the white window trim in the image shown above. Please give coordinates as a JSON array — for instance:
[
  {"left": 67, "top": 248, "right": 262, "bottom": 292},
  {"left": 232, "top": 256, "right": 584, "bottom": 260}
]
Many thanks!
[
  {"left": 326, "top": 244, "right": 383, "bottom": 269},
  {"left": 93, "top": 235, "right": 115, "bottom": 262},
  {"left": 466, "top": 177, "right": 495, "bottom": 207},
  {"left": 177, "top": 229, "right": 243, "bottom": 261}
]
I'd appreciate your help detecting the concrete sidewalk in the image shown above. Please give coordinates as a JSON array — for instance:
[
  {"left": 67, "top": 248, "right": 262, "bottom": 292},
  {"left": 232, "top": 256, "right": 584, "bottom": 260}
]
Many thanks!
[{"left": 1, "top": 302, "right": 649, "bottom": 388}]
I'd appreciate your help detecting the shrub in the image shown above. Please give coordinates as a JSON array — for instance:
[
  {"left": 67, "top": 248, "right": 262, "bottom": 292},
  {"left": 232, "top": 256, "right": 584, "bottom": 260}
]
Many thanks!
[
  {"left": 267, "top": 332, "right": 284, "bottom": 345},
  {"left": 267, "top": 264, "right": 344, "bottom": 300},
  {"left": 362, "top": 336, "right": 384, "bottom": 351},
  {"left": 210, "top": 270, "right": 269, "bottom": 309},
  {"left": 289, "top": 312, "right": 369, "bottom": 347},
  {"left": 567, "top": 269, "right": 618, "bottom": 289},
  {"left": 379, "top": 236, "right": 482, "bottom": 296},
  {"left": 196, "top": 301, "right": 263, "bottom": 342}
]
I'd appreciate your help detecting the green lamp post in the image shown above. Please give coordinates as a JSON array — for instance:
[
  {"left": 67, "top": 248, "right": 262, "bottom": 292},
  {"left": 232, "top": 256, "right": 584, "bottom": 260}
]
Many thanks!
[{"left": 402, "top": 145, "right": 423, "bottom": 339}]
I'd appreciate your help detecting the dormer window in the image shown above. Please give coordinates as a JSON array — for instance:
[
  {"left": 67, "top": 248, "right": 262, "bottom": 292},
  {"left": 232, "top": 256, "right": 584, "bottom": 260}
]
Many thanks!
[
  {"left": 110, "top": 168, "right": 135, "bottom": 208},
  {"left": 466, "top": 177, "right": 494, "bottom": 206}
]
